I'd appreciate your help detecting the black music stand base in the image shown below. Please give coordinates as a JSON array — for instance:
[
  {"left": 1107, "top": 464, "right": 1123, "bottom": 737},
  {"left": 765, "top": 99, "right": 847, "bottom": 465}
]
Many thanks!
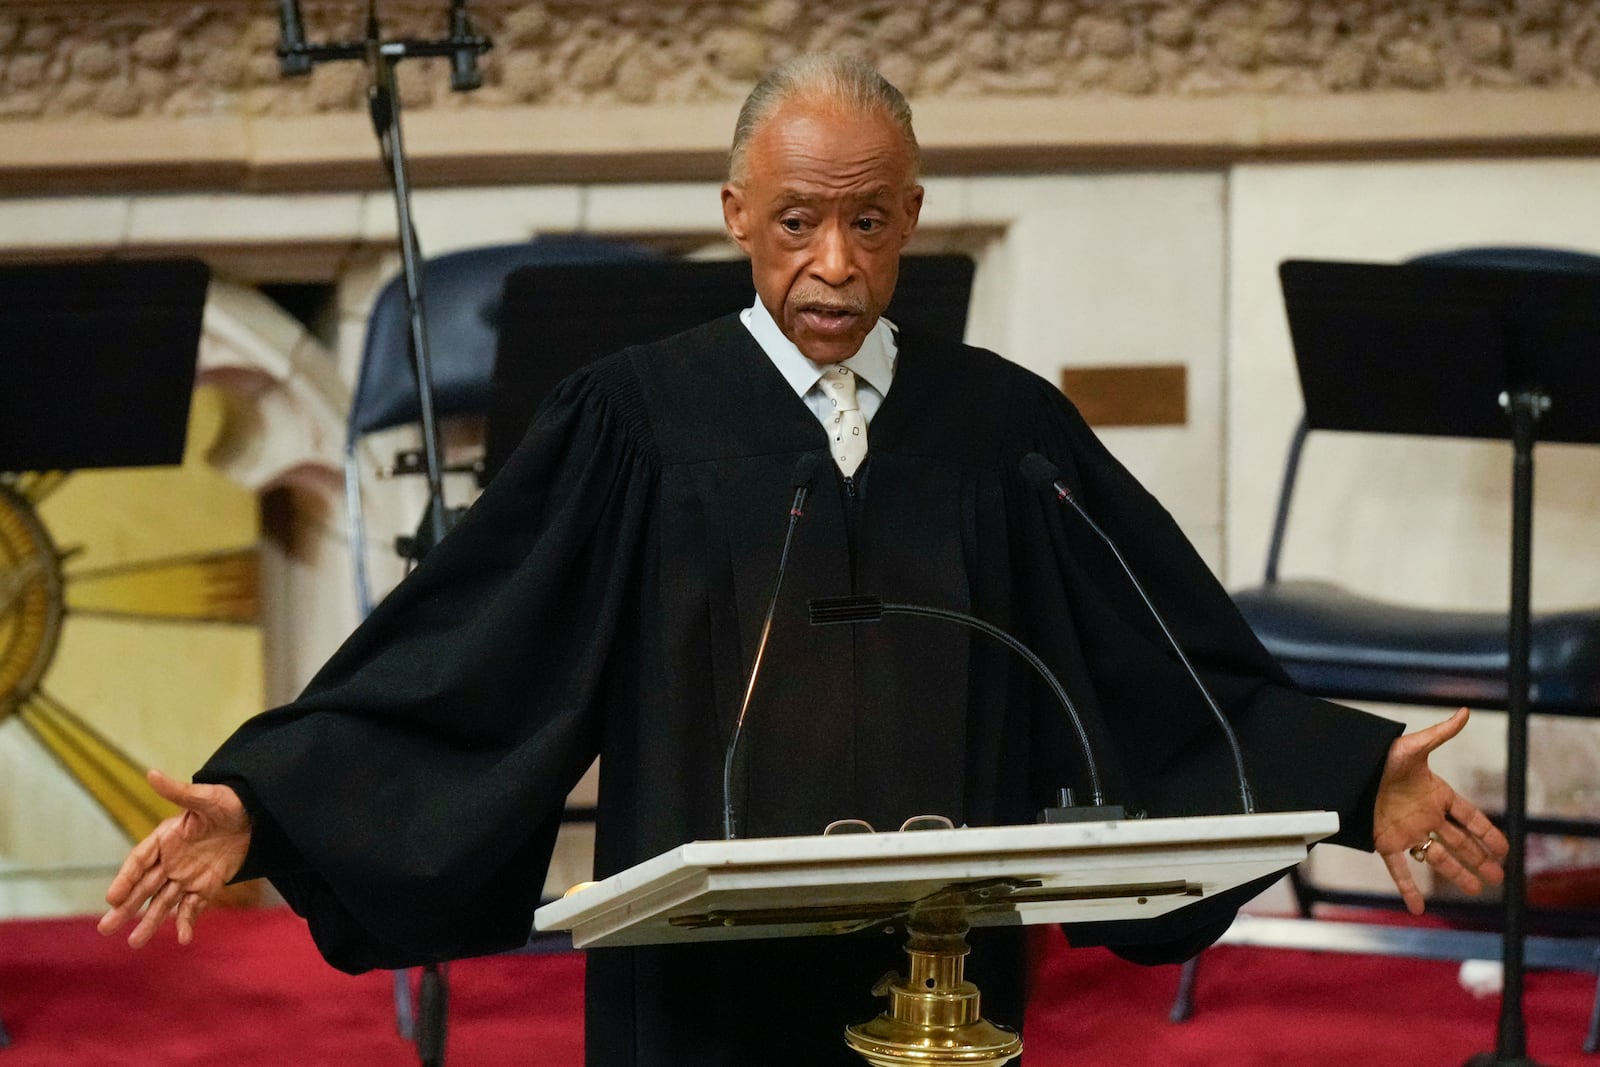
[
  {"left": 1466, "top": 1056, "right": 1548, "bottom": 1067},
  {"left": 416, "top": 962, "right": 448, "bottom": 1067}
]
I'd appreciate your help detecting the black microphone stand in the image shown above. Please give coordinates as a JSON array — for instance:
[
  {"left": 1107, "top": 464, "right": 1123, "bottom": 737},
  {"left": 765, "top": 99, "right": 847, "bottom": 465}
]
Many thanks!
[
  {"left": 277, "top": 0, "right": 490, "bottom": 567},
  {"left": 274, "top": 6, "right": 491, "bottom": 1066},
  {"left": 1466, "top": 388, "right": 1552, "bottom": 1067}
]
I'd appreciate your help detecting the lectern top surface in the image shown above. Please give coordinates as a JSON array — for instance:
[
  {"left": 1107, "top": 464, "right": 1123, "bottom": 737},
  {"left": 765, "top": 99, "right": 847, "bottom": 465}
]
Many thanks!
[{"left": 536, "top": 811, "right": 1336, "bottom": 949}]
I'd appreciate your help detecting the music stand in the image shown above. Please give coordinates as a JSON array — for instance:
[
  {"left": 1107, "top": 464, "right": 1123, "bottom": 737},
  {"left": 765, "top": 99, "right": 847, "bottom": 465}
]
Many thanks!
[
  {"left": 1280, "top": 257, "right": 1600, "bottom": 1067},
  {"left": 482, "top": 254, "right": 976, "bottom": 484},
  {"left": 0, "top": 259, "right": 209, "bottom": 472}
]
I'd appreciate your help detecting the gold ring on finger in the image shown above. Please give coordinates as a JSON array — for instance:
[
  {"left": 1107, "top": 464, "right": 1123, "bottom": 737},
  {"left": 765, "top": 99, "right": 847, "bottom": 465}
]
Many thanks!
[{"left": 1408, "top": 830, "right": 1441, "bottom": 863}]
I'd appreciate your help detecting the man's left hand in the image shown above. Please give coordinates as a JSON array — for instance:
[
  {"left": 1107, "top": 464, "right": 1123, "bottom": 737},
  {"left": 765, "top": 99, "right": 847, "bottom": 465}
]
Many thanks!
[{"left": 1373, "top": 707, "right": 1509, "bottom": 914}]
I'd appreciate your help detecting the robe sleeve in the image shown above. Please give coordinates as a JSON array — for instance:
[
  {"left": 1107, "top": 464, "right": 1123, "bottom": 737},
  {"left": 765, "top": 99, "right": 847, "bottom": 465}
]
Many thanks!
[
  {"left": 1012, "top": 377, "right": 1404, "bottom": 961},
  {"left": 197, "top": 362, "right": 656, "bottom": 974}
]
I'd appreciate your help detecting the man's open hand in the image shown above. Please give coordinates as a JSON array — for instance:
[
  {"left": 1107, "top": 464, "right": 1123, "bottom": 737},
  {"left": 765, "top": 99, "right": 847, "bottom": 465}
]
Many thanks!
[
  {"left": 1373, "top": 708, "right": 1509, "bottom": 914},
  {"left": 98, "top": 770, "right": 251, "bottom": 948}
]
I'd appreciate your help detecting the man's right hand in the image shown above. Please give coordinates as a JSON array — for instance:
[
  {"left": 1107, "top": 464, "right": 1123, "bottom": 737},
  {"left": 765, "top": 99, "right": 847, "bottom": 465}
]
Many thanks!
[{"left": 98, "top": 770, "right": 251, "bottom": 948}]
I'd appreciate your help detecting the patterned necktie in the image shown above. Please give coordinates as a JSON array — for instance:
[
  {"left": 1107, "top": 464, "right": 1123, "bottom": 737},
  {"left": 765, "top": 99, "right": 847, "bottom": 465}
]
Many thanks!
[{"left": 819, "top": 364, "right": 868, "bottom": 477}]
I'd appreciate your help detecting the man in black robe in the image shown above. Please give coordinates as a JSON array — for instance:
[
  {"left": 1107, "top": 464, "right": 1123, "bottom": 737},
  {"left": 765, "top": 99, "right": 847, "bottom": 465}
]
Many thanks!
[{"left": 102, "top": 54, "right": 1506, "bottom": 1065}]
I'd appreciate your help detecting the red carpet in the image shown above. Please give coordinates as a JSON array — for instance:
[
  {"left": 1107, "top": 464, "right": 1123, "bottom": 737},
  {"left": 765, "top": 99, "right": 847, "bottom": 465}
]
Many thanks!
[{"left": 0, "top": 907, "right": 1594, "bottom": 1065}]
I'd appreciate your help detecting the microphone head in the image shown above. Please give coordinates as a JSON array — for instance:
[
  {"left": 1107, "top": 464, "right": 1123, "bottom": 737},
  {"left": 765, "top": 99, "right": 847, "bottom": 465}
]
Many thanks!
[
  {"left": 451, "top": 52, "right": 484, "bottom": 93},
  {"left": 449, "top": 1, "right": 485, "bottom": 92},
  {"left": 276, "top": 0, "right": 313, "bottom": 77},
  {"left": 790, "top": 452, "right": 829, "bottom": 492},
  {"left": 1019, "top": 452, "right": 1064, "bottom": 492}
]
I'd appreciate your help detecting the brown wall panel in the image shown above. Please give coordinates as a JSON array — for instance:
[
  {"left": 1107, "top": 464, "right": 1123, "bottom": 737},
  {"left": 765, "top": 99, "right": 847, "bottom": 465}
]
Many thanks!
[{"left": 1060, "top": 364, "right": 1187, "bottom": 428}]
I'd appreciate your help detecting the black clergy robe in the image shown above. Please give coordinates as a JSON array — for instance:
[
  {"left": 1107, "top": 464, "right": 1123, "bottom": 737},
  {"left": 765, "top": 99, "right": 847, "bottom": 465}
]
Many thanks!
[{"left": 199, "top": 313, "right": 1402, "bottom": 1066}]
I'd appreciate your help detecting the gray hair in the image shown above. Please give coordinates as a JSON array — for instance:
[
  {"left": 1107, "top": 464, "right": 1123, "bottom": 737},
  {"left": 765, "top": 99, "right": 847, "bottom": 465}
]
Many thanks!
[{"left": 728, "top": 53, "right": 920, "bottom": 184}]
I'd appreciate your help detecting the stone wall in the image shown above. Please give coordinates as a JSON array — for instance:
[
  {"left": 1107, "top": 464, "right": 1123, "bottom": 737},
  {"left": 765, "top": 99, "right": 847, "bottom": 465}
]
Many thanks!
[{"left": 4, "top": 1, "right": 1600, "bottom": 123}]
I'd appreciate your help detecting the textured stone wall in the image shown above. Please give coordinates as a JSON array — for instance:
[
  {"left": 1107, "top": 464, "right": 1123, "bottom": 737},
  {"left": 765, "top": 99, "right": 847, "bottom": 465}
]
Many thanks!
[{"left": 3, "top": 1, "right": 1600, "bottom": 121}]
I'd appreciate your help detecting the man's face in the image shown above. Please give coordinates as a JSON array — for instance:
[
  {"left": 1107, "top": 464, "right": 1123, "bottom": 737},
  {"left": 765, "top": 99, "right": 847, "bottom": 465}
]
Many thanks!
[{"left": 721, "top": 98, "right": 924, "bottom": 364}]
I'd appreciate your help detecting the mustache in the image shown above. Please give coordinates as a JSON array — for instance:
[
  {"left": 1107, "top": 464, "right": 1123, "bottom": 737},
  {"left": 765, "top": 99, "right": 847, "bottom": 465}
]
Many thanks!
[{"left": 791, "top": 290, "right": 868, "bottom": 315}]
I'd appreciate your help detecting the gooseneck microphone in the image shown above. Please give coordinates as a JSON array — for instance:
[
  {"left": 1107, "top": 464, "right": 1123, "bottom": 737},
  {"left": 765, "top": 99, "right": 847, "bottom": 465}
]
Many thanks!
[
  {"left": 808, "top": 595, "right": 1122, "bottom": 820},
  {"left": 1020, "top": 452, "right": 1257, "bottom": 814},
  {"left": 721, "top": 453, "right": 828, "bottom": 840}
]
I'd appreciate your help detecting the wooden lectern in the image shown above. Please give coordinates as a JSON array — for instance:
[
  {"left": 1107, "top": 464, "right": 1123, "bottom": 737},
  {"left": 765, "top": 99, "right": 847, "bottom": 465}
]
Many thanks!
[{"left": 536, "top": 811, "right": 1337, "bottom": 1064}]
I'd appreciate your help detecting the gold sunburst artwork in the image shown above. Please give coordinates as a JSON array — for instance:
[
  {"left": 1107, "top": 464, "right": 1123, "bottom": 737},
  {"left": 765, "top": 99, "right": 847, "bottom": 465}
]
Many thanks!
[{"left": 0, "top": 385, "right": 261, "bottom": 889}]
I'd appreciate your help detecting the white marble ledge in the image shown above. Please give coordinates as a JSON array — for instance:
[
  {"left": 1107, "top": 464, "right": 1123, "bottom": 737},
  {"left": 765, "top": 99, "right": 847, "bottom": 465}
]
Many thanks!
[
  {"left": 127, "top": 193, "right": 367, "bottom": 243},
  {"left": 0, "top": 195, "right": 132, "bottom": 248},
  {"left": 358, "top": 185, "right": 586, "bottom": 252}
]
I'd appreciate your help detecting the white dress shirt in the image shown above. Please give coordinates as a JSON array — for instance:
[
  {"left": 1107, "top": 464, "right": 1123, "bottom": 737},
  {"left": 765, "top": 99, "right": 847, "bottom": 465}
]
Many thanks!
[{"left": 739, "top": 299, "right": 897, "bottom": 426}]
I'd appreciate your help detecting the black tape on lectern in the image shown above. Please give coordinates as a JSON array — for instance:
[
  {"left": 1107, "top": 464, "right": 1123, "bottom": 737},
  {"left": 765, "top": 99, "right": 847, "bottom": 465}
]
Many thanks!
[
  {"left": 0, "top": 259, "right": 209, "bottom": 472},
  {"left": 483, "top": 254, "right": 975, "bottom": 484}
]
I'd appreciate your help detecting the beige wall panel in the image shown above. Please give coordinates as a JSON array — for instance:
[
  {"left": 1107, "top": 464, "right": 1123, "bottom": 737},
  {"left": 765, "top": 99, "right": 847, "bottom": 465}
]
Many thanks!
[
  {"left": 582, "top": 182, "right": 722, "bottom": 235},
  {"left": 0, "top": 196, "right": 130, "bottom": 248},
  {"left": 361, "top": 185, "right": 585, "bottom": 254},
  {"left": 127, "top": 193, "right": 365, "bottom": 245},
  {"left": 1227, "top": 159, "right": 1600, "bottom": 603},
  {"left": 966, "top": 173, "right": 1228, "bottom": 568},
  {"left": 0, "top": 726, "right": 130, "bottom": 917}
]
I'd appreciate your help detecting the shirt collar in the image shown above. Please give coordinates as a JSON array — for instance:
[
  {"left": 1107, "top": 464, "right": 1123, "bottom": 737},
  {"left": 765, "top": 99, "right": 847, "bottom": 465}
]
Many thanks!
[{"left": 740, "top": 298, "right": 897, "bottom": 399}]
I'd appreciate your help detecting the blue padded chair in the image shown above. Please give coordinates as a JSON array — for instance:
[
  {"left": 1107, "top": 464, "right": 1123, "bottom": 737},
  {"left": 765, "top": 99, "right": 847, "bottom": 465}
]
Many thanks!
[
  {"left": 346, "top": 235, "right": 658, "bottom": 1063},
  {"left": 1173, "top": 248, "right": 1600, "bottom": 1048},
  {"left": 346, "top": 235, "right": 658, "bottom": 612},
  {"left": 1239, "top": 246, "right": 1600, "bottom": 832}
]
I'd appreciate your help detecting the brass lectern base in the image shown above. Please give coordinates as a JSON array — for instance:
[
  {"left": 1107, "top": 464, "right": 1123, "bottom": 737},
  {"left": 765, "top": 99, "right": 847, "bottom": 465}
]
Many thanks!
[
  {"left": 844, "top": 889, "right": 1022, "bottom": 1066},
  {"left": 846, "top": 1013, "right": 1022, "bottom": 1066}
]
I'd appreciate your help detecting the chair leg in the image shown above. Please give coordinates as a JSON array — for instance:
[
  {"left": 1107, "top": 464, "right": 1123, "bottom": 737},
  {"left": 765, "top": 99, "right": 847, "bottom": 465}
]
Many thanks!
[
  {"left": 1287, "top": 864, "right": 1314, "bottom": 918},
  {"left": 416, "top": 963, "right": 449, "bottom": 1067},
  {"left": 394, "top": 969, "right": 416, "bottom": 1040},
  {"left": 1169, "top": 953, "right": 1202, "bottom": 1023},
  {"left": 1170, "top": 866, "right": 1306, "bottom": 1028}
]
